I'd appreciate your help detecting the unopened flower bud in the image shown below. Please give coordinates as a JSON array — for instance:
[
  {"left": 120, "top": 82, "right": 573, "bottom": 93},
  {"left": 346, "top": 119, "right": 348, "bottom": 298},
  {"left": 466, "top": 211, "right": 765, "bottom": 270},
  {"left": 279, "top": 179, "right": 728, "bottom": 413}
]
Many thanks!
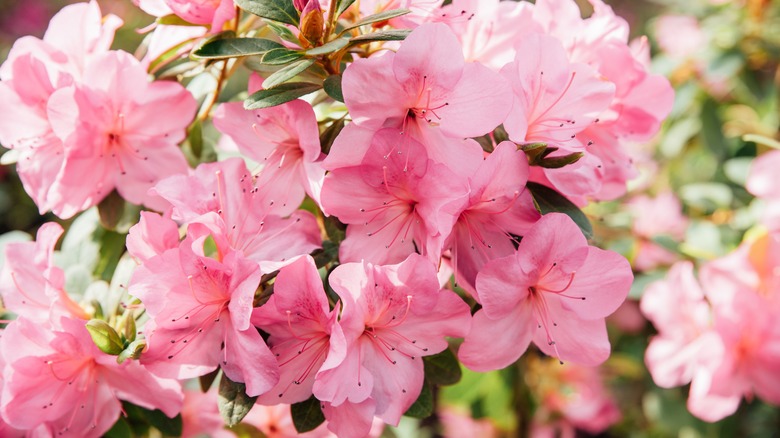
[
  {"left": 293, "top": 0, "right": 309, "bottom": 12},
  {"left": 299, "top": 0, "right": 324, "bottom": 46},
  {"left": 85, "top": 319, "right": 125, "bottom": 356}
]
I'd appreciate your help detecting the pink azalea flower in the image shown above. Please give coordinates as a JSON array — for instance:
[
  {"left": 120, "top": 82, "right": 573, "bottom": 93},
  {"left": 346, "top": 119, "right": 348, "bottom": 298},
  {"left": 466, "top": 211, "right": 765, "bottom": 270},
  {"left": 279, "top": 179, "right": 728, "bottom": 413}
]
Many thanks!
[
  {"left": 181, "top": 389, "right": 235, "bottom": 438},
  {"left": 459, "top": 213, "right": 632, "bottom": 371},
  {"left": 341, "top": 22, "right": 511, "bottom": 172},
  {"left": 500, "top": 32, "right": 615, "bottom": 151},
  {"left": 444, "top": 141, "right": 540, "bottom": 295},
  {"left": 641, "top": 261, "right": 717, "bottom": 389},
  {"left": 136, "top": 0, "right": 236, "bottom": 31},
  {"left": 320, "top": 128, "right": 469, "bottom": 265},
  {"left": 653, "top": 15, "right": 706, "bottom": 60},
  {"left": 627, "top": 192, "right": 688, "bottom": 271},
  {"left": 439, "top": 407, "right": 498, "bottom": 438},
  {"left": 357, "top": 0, "right": 444, "bottom": 29},
  {"left": 0, "top": 316, "right": 183, "bottom": 437},
  {"left": 747, "top": 150, "right": 780, "bottom": 230},
  {"left": 128, "top": 232, "right": 279, "bottom": 396},
  {"left": 251, "top": 255, "right": 347, "bottom": 405},
  {"left": 152, "top": 158, "right": 322, "bottom": 273},
  {"left": 45, "top": 50, "right": 195, "bottom": 218},
  {"left": 0, "top": 222, "right": 90, "bottom": 324},
  {"left": 243, "top": 403, "right": 339, "bottom": 437},
  {"left": 213, "top": 96, "right": 326, "bottom": 215},
  {"left": 126, "top": 211, "right": 181, "bottom": 264},
  {"left": 433, "top": 0, "right": 539, "bottom": 71},
  {"left": 314, "top": 254, "right": 471, "bottom": 433},
  {"left": 0, "top": 1, "right": 122, "bottom": 215}
]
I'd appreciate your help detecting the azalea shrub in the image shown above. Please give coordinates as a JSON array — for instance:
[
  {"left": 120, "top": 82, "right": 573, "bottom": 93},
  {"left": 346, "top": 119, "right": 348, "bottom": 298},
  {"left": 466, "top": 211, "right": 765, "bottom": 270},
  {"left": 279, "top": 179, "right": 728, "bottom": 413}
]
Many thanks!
[{"left": 0, "top": 0, "right": 778, "bottom": 437}]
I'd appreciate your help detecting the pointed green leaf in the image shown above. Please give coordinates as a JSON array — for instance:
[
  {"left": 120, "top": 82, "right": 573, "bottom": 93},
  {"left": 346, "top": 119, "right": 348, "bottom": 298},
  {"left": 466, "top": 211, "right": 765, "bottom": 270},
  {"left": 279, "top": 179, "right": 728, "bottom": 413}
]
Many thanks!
[
  {"left": 263, "top": 59, "right": 316, "bottom": 88},
  {"left": 404, "top": 381, "right": 434, "bottom": 418},
  {"left": 319, "top": 118, "right": 346, "bottom": 154},
  {"left": 192, "top": 37, "right": 283, "bottom": 59},
  {"left": 86, "top": 319, "right": 125, "bottom": 356},
  {"left": 535, "top": 151, "right": 584, "bottom": 168},
  {"left": 527, "top": 182, "right": 593, "bottom": 240},
  {"left": 245, "top": 82, "right": 322, "bottom": 109},
  {"left": 349, "top": 29, "right": 411, "bottom": 45},
  {"left": 261, "top": 47, "right": 305, "bottom": 65},
  {"left": 323, "top": 74, "right": 344, "bottom": 102},
  {"left": 266, "top": 20, "right": 301, "bottom": 45},
  {"left": 493, "top": 125, "right": 509, "bottom": 144},
  {"left": 235, "top": 0, "right": 299, "bottom": 25},
  {"left": 336, "top": 0, "right": 356, "bottom": 16},
  {"left": 291, "top": 395, "right": 326, "bottom": 433},
  {"left": 218, "top": 374, "right": 258, "bottom": 427},
  {"left": 342, "top": 8, "right": 411, "bottom": 31},
  {"left": 423, "top": 348, "right": 462, "bottom": 386},
  {"left": 200, "top": 368, "right": 221, "bottom": 392},
  {"left": 306, "top": 37, "right": 349, "bottom": 56},
  {"left": 138, "top": 407, "right": 183, "bottom": 436}
]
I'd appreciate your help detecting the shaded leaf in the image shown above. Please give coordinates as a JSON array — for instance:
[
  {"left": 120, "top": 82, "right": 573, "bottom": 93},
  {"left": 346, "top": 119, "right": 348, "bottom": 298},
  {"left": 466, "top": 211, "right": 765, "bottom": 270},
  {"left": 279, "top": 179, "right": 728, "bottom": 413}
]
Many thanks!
[
  {"left": 342, "top": 8, "right": 411, "bottom": 31},
  {"left": 218, "top": 374, "right": 258, "bottom": 427},
  {"left": 336, "top": 0, "right": 356, "bottom": 16},
  {"left": 266, "top": 20, "right": 301, "bottom": 45},
  {"left": 493, "top": 125, "right": 509, "bottom": 144},
  {"left": 404, "top": 381, "right": 434, "bottom": 418},
  {"left": 86, "top": 319, "right": 125, "bottom": 356},
  {"left": 423, "top": 348, "right": 462, "bottom": 386},
  {"left": 139, "top": 407, "right": 183, "bottom": 436},
  {"left": 306, "top": 37, "right": 350, "bottom": 56},
  {"left": 95, "top": 230, "right": 126, "bottom": 282},
  {"left": 192, "top": 37, "right": 283, "bottom": 59},
  {"left": 245, "top": 82, "right": 322, "bottom": 110},
  {"left": 261, "top": 47, "right": 305, "bottom": 65},
  {"left": 349, "top": 29, "right": 411, "bottom": 45},
  {"left": 97, "top": 190, "right": 125, "bottom": 231},
  {"left": 235, "top": 0, "right": 299, "bottom": 25},
  {"left": 104, "top": 416, "right": 132, "bottom": 438},
  {"left": 291, "top": 395, "right": 325, "bottom": 433},
  {"left": 200, "top": 368, "right": 221, "bottom": 392},
  {"left": 527, "top": 182, "right": 593, "bottom": 239},
  {"left": 319, "top": 118, "right": 346, "bottom": 155},
  {"left": 323, "top": 74, "right": 344, "bottom": 102},
  {"left": 534, "top": 152, "right": 584, "bottom": 169},
  {"left": 263, "top": 59, "right": 316, "bottom": 88}
]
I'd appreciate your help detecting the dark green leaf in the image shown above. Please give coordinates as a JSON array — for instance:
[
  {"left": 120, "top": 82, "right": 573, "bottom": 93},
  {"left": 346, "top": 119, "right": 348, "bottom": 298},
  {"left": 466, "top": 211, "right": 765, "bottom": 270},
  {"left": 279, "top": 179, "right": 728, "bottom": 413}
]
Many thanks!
[
  {"left": 423, "top": 348, "right": 462, "bottom": 386},
  {"left": 104, "top": 416, "right": 132, "bottom": 438},
  {"left": 86, "top": 320, "right": 125, "bottom": 356},
  {"left": 323, "top": 74, "right": 344, "bottom": 102},
  {"left": 313, "top": 240, "right": 340, "bottom": 268},
  {"left": 200, "top": 368, "right": 221, "bottom": 392},
  {"left": 266, "top": 20, "right": 301, "bottom": 45},
  {"left": 342, "top": 8, "right": 411, "bottom": 31},
  {"left": 188, "top": 119, "right": 204, "bottom": 159},
  {"left": 319, "top": 118, "right": 346, "bottom": 154},
  {"left": 218, "top": 374, "right": 258, "bottom": 427},
  {"left": 263, "top": 59, "right": 316, "bottom": 88},
  {"left": 235, "top": 0, "right": 299, "bottom": 25},
  {"left": 493, "top": 125, "right": 509, "bottom": 144},
  {"left": 404, "top": 381, "right": 434, "bottom": 418},
  {"left": 336, "top": 0, "right": 356, "bottom": 16},
  {"left": 527, "top": 182, "right": 593, "bottom": 240},
  {"left": 97, "top": 190, "right": 125, "bottom": 231},
  {"left": 291, "top": 395, "right": 326, "bottom": 433},
  {"left": 245, "top": 82, "right": 322, "bottom": 110},
  {"left": 473, "top": 134, "right": 493, "bottom": 153},
  {"left": 535, "top": 151, "right": 584, "bottom": 168},
  {"left": 306, "top": 37, "right": 350, "bottom": 55},
  {"left": 139, "top": 407, "right": 183, "bottom": 436},
  {"left": 349, "top": 29, "right": 411, "bottom": 45},
  {"left": 192, "top": 37, "right": 283, "bottom": 59},
  {"left": 261, "top": 47, "right": 305, "bottom": 65},
  {"left": 323, "top": 215, "right": 347, "bottom": 244},
  {"left": 96, "top": 230, "right": 126, "bottom": 282}
]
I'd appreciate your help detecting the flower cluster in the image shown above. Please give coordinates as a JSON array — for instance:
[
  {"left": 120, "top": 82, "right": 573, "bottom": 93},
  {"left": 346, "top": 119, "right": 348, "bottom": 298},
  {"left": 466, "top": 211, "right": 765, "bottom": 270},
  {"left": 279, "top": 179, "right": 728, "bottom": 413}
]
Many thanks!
[{"left": 0, "top": 0, "right": 669, "bottom": 436}]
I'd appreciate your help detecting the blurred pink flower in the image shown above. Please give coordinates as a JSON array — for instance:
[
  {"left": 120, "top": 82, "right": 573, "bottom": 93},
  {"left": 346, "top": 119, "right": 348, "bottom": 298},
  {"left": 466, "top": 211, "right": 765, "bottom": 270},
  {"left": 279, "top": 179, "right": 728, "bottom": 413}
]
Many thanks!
[
  {"left": 181, "top": 389, "right": 235, "bottom": 438},
  {"left": 654, "top": 15, "right": 705, "bottom": 60},
  {"left": 747, "top": 150, "right": 780, "bottom": 230},
  {"left": 628, "top": 192, "right": 687, "bottom": 271},
  {"left": 439, "top": 407, "right": 498, "bottom": 438}
]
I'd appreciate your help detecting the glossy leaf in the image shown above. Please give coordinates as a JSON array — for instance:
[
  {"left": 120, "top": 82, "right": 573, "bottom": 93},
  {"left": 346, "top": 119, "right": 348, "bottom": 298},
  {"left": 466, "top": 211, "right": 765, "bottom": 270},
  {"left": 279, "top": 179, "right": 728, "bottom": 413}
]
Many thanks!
[
  {"left": 323, "top": 74, "right": 344, "bottom": 102},
  {"left": 306, "top": 37, "right": 349, "bottom": 56},
  {"left": 192, "top": 37, "right": 283, "bottom": 59},
  {"left": 342, "top": 8, "right": 411, "bottom": 31},
  {"left": 527, "top": 182, "right": 593, "bottom": 240},
  {"left": 235, "top": 0, "right": 299, "bottom": 25},
  {"left": 218, "top": 374, "right": 258, "bottom": 427},
  {"left": 261, "top": 47, "right": 305, "bottom": 65},
  {"left": 348, "top": 29, "right": 411, "bottom": 45},
  {"left": 423, "top": 348, "right": 462, "bottom": 386},
  {"left": 404, "top": 381, "right": 434, "bottom": 418},
  {"left": 291, "top": 395, "right": 326, "bottom": 433},
  {"left": 245, "top": 82, "right": 322, "bottom": 110},
  {"left": 263, "top": 59, "right": 316, "bottom": 88}
]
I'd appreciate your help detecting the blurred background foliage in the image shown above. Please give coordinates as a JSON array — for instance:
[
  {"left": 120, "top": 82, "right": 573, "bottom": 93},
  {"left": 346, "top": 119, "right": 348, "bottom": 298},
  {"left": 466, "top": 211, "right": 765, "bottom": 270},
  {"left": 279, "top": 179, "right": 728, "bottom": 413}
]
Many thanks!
[{"left": 0, "top": 0, "right": 779, "bottom": 436}]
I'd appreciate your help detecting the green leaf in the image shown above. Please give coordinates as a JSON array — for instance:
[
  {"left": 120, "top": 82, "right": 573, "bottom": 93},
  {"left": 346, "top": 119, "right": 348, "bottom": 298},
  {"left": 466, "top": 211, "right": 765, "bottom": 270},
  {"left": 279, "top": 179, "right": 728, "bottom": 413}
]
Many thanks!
[
  {"left": 291, "top": 395, "right": 326, "bottom": 433},
  {"left": 323, "top": 74, "right": 344, "bottom": 102},
  {"left": 245, "top": 82, "right": 322, "bottom": 110},
  {"left": 342, "top": 8, "right": 411, "bottom": 31},
  {"left": 235, "top": 0, "right": 299, "bottom": 25},
  {"left": 527, "top": 182, "right": 593, "bottom": 240},
  {"left": 336, "top": 0, "right": 356, "bottom": 16},
  {"left": 535, "top": 151, "right": 584, "bottom": 169},
  {"left": 493, "top": 125, "right": 509, "bottom": 144},
  {"left": 320, "top": 118, "right": 346, "bottom": 155},
  {"left": 86, "top": 320, "right": 125, "bottom": 356},
  {"left": 306, "top": 37, "right": 350, "bottom": 56},
  {"left": 323, "top": 215, "right": 347, "bottom": 244},
  {"left": 218, "top": 374, "right": 258, "bottom": 427},
  {"left": 261, "top": 47, "right": 305, "bottom": 65},
  {"left": 423, "top": 348, "right": 462, "bottom": 386},
  {"left": 95, "top": 230, "right": 126, "bottom": 282},
  {"left": 263, "top": 59, "right": 316, "bottom": 89},
  {"left": 97, "top": 190, "right": 125, "bottom": 231},
  {"left": 349, "top": 29, "right": 411, "bottom": 45},
  {"left": 266, "top": 20, "right": 301, "bottom": 45},
  {"left": 192, "top": 37, "right": 283, "bottom": 59},
  {"left": 104, "top": 416, "right": 133, "bottom": 438},
  {"left": 200, "top": 368, "right": 221, "bottom": 392},
  {"left": 138, "top": 407, "right": 183, "bottom": 436},
  {"left": 473, "top": 134, "right": 494, "bottom": 153},
  {"left": 404, "top": 381, "right": 434, "bottom": 418}
]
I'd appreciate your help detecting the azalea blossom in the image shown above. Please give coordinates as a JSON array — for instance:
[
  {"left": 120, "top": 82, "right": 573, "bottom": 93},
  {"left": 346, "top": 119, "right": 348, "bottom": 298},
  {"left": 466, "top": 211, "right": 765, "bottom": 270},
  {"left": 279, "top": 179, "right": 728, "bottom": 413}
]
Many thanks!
[
  {"left": 459, "top": 213, "right": 632, "bottom": 370},
  {"left": 135, "top": 0, "right": 236, "bottom": 31}
]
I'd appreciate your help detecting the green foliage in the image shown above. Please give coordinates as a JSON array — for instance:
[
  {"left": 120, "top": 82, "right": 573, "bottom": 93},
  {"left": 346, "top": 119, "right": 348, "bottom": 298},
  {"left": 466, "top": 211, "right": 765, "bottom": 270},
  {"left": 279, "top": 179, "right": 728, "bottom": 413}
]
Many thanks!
[
  {"left": 244, "top": 82, "right": 322, "bottom": 109},
  {"left": 192, "top": 37, "right": 284, "bottom": 59},
  {"left": 218, "top": 374, "right": 258, "bottom": 427},
  {"left": 291, "top": 395, "right": 326, "bottom": 433},
  {"left": 527, "top": 182, "right": 594, "bottom": 240},
  {"left": 404, "top": 381, "right": 434, "bottom": 419},
  {"left": 235, "top": 0, "right": 299, "bottom": 25}
]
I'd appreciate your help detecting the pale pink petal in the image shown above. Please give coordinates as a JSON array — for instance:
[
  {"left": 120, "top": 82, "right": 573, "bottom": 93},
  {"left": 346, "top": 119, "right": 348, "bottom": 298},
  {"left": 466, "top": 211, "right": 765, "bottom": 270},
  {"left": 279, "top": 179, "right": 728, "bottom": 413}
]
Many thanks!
[{"left": 458, "top": 306, "right": 534, "bottom": 372}]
